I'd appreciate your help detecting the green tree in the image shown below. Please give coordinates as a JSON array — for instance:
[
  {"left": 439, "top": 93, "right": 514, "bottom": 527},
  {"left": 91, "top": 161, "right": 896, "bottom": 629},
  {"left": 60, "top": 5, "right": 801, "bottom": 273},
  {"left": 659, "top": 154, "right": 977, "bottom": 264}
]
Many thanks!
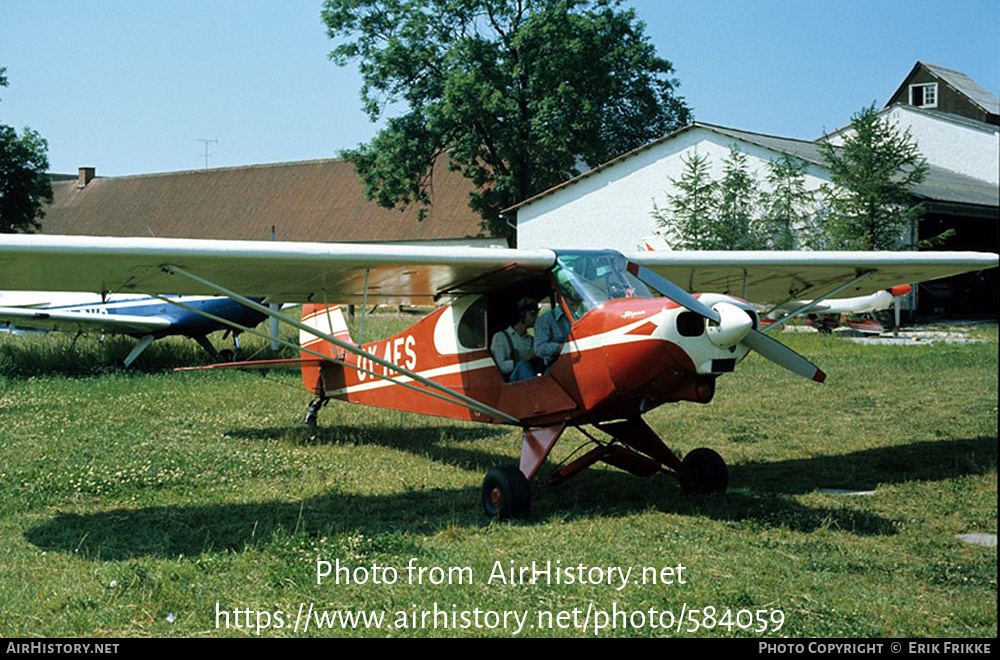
[
  {"left": 715, "top": 147, "right": 765, "bottom": 249},
  {"left": 651, "top": 150, "right": 716, "bottom": 249},
  {"left": 818, "top": 104, "right": 928, "bottom": 250},
  {"left": 653, "top": 147, "right": 770, "bottom": 250},
  {"left": 760, "top": 154, "right": 816, "bottom": 250},
  {"left": 1, "top": 66, "right": 52, "bottom": 233},
  {"left": 323, "top": 0, "right": 692, "bottom": 242}
]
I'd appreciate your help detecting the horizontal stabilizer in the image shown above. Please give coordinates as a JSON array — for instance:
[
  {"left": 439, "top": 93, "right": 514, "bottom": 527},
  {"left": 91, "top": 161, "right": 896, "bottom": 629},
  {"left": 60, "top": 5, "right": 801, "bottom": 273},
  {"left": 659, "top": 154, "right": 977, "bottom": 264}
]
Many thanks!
[{"left": 0, "top": 305, "right": 171, "bottom": 334}]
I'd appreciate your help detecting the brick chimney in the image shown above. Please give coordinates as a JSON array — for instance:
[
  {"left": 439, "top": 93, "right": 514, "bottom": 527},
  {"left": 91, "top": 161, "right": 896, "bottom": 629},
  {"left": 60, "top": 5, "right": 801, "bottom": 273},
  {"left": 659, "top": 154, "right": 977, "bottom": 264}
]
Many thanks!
[{"left": 77, "top": 167, "right": 96, "bottom": 188}]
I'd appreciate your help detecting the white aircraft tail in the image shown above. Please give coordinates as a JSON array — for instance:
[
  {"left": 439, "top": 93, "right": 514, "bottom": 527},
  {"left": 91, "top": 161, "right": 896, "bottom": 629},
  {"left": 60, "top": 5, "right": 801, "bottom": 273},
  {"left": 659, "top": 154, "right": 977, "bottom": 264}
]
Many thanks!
[
  {"left": 299, "top": 304, "right": 353, "bottom": 356},
  {"left": 639, "top": 234, "right": 672, "bottom": 251}
]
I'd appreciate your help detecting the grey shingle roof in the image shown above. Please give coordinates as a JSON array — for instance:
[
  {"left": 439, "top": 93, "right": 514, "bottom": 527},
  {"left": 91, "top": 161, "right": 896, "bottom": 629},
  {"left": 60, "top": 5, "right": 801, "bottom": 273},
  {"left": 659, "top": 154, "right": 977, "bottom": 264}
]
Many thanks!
[
  {"left": 922, "top": 62, "right": 1000, "bottom": 116},
  {"left": 912, "top": 165, "right": 999, "bottom": 208},
  {"left": 699, "top": 124, "right": 828, "bottom": 166}
]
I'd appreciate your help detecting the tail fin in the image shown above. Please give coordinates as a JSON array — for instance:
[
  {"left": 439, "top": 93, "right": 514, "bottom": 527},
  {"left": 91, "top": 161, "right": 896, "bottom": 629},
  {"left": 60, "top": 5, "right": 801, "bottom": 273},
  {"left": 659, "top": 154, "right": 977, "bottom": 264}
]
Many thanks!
[
  {"left": 300, "top": 304, "right": 353, "bottom": 394},
  {"left": 300, "top": 304, "right": 353, "bottom": 355}
]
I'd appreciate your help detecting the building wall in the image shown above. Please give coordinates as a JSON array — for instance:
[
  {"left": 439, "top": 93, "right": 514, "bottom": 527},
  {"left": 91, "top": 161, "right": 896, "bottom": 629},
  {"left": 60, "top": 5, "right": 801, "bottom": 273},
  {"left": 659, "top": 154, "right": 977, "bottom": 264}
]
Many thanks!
[
  {"left": 888, "top": 66, "right": 995, "bottom": 124},
  {"left": 897, "top": 107, "right": 999, "bottom": 185},
  {"left": 895, "top": 69, "right": 967, "bottom": 119},
  {"left": 826, "top": 105, "right": 999, "bottom": 185},
  {"left": 516, "top": 127, "right": 829, "bottom": 251}
]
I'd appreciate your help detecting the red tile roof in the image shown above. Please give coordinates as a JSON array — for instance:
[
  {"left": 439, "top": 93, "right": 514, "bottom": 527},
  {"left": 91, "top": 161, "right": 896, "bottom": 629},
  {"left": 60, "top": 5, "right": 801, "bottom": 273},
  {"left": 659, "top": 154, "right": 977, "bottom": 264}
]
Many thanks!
[{"left": 41, "top": 157, "right": 492, "bottom": 243}]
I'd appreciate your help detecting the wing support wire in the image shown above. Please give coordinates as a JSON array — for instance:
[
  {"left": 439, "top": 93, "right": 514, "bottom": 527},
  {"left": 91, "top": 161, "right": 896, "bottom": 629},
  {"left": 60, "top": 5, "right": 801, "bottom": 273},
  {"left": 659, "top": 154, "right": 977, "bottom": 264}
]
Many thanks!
[
  {"left": 143, "top": 293, "right": 502, "bottom": 416},
  {"left": 763, "top": 270, "right": 876, "bottom": 333},
  {"left": 154, "top": 265, "right": 521, "bottom": 425}
]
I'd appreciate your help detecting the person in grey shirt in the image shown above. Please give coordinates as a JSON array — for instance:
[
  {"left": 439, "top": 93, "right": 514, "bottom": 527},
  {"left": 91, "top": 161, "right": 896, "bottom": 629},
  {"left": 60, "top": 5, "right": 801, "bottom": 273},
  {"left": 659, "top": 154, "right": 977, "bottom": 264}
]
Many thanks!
[
  {"left": 533, "top": 301, "right": 571, "bottom": 370},
  {"left": 535, "top": 271, "right": 589, "bottom": 372},
  {"left": 490, "top": 297, "right": 539, "bottom": 382}
]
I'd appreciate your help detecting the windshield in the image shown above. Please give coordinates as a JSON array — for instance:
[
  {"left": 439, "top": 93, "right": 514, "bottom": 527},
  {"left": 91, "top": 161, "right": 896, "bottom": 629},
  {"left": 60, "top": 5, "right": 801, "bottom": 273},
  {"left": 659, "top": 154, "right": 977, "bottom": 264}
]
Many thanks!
[{"left": 553, "top": 250, "right": 655, "bottom": 320}]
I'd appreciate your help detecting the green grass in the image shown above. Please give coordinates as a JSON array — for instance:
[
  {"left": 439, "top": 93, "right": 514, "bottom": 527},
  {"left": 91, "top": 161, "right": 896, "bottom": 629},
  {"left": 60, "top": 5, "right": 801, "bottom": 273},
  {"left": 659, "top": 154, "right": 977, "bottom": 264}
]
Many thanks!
[{"left": 0, "top": 318, "right": 995, "bottom": 637}]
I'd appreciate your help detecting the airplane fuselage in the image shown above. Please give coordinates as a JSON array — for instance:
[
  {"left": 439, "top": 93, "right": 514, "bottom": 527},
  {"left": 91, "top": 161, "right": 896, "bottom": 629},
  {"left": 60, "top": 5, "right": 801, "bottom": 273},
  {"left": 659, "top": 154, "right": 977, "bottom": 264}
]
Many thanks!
[
  {"left": 300, "top": 293, "right": 754, "bottom": 428},
  {"left": 0, "top": 293, "right": 266, "bottom": 339}
]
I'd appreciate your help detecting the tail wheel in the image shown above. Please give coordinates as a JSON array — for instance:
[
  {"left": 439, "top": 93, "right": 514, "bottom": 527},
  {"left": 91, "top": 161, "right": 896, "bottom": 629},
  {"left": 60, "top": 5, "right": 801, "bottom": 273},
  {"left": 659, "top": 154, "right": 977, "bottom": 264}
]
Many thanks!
[
  {"left": 680, "top": 448, "right": 728, "bottom": 495},
  {"left": 482, "top": 465, "right": 531, "bottom": 519}
]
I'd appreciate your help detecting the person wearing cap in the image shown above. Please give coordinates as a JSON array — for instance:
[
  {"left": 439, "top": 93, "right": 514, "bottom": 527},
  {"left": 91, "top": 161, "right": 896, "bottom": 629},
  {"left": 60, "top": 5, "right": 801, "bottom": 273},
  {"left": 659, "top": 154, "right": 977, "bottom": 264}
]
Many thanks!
[{"left": 490, "top": 297, "right": 539, "bottom": 382}]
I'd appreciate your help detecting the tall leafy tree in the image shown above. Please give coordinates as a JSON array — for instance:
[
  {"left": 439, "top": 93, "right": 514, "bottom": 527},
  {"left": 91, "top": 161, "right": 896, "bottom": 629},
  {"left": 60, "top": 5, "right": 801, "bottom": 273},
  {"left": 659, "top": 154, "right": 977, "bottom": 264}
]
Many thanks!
[
  {"left": 323, "top": 0, "right": 692, "bottom": 242},
  {"left": 818, "top": 104, "right": 928, "bottom": 250},
  {"left": 0, "top": 67, "right": 52, "bottom": 234}
]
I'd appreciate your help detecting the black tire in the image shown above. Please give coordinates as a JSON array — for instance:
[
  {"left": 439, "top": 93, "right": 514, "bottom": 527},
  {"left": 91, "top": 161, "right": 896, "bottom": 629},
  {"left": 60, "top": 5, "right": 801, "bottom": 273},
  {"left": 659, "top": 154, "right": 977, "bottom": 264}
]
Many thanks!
[
  {"left": 680, "top": 448, "right": 728, "bottom": 495},
  {"left": 482, "top": 465, "right": 531, "bottom": 518}
]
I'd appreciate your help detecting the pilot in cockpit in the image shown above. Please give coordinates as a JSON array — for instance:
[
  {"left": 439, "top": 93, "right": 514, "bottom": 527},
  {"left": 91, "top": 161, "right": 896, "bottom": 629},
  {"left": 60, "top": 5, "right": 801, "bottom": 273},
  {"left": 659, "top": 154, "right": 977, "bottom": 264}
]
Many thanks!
[{"left": 490, "top": 297, "right": 540, "bottom": 382}]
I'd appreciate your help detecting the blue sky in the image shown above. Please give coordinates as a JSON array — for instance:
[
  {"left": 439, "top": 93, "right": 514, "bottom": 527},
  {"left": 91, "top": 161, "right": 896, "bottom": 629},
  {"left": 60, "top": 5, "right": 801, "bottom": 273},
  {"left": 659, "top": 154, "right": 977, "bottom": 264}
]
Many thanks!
[{"left": 2, "top": 0, "right": 997, "bottom": 177}]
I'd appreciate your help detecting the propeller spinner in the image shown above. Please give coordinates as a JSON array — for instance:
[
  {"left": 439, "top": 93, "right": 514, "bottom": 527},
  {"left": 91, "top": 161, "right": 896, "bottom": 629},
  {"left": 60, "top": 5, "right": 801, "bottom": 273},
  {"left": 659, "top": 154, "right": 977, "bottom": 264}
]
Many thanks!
[{"left": 627, "top": 260, "right": 826, "bottom": 383}]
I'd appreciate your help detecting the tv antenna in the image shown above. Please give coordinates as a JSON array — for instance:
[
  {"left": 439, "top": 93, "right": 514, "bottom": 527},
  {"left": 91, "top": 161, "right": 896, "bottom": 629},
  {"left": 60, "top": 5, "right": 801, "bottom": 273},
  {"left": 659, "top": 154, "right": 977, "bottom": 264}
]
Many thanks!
[{"left": 197, "top": 138, "right": 218, "bottom": 169}]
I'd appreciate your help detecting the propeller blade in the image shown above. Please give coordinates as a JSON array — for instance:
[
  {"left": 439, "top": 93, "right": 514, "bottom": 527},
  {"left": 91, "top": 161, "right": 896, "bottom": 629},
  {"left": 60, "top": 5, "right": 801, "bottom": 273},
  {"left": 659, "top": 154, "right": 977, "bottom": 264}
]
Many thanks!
[
  {"left": 626, "top": 262, "right": 721, "bottom": 323},
  {"left": 623, "top": 257, "right": 824, "bottom": 383},
  {"left": 742, "top": 329, "right": 827, "bottom": 383}
]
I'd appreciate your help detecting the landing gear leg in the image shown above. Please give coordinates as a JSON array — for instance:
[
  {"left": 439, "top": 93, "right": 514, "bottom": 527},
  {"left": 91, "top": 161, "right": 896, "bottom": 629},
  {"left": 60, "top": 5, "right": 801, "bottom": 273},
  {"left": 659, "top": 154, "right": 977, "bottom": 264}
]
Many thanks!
[
  {"left": 595, "top": 418, "right": 729, "bottom": 495},
  {"left": 219, "top": 330, "right": 242, "bottom": 362},
  {"left": 304, "top": 397, "right": 329, "bottom": 435},
  {"left": 194, "top": 335, "right": 222, "bottom": 361}
]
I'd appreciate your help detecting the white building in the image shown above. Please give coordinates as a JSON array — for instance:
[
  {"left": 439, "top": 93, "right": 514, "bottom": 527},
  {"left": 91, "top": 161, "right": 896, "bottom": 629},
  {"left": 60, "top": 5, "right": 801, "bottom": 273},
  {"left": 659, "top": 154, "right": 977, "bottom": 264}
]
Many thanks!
[
  {"left": 511, "top": 122, "right": 833, "bottom": 252},
  {"left": 505, "top": 62, "right": 999, "bottom": 316}
]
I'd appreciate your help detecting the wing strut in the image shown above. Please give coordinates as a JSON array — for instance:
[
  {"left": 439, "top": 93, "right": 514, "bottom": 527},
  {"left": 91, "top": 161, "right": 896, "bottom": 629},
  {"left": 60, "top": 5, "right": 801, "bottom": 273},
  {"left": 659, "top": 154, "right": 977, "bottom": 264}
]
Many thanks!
[
  {"left": 358, "top": 267, "right": 370, "bottom": 346},
  {"left": 123, "top": 335, "right": 155, "bottom": 368},
  {"left": 146, "top": 293, "right": 513, "bottom": 415},
  {"left": 763, "top": 270, "right": 875, "bottom": 333},
  {"left": 155, "top": 265, "right": 521, "bottom": 425}
]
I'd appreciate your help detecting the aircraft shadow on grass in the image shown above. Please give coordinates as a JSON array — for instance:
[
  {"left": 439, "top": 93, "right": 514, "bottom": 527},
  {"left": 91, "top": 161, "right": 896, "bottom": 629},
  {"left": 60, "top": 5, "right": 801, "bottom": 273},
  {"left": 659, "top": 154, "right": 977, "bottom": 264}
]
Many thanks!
[
  {"left": 227, "top": 423, "right": 519, "bottom": 476},
  {"left": 24, "top": 435, "right": 995, "bottom": 562}
]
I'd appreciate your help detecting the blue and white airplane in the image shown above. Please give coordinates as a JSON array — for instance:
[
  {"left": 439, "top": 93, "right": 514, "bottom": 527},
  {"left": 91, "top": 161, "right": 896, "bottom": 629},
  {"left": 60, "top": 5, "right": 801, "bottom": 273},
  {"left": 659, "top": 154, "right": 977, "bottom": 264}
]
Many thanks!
[{"left": 0, "top": 291, "right": 268, "bottom": 366}]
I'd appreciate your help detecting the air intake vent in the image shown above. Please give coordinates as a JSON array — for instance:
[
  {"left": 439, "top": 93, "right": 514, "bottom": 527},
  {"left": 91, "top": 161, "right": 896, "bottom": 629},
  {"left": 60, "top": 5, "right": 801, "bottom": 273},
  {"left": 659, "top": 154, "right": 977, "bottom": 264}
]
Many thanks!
[
  {"left": 677, "top": 311, "right": 704, "bottom": 337},
  {"left": 711, "top": 359, "right": 736, "bottom": 373}
]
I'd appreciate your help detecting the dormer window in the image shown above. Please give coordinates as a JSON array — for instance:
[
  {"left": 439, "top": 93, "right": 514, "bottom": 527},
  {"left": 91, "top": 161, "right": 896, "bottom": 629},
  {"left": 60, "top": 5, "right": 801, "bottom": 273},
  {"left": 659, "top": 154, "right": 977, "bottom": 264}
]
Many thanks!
[{"left": 909, "top": 82, "right": 938, "bottom": 108}]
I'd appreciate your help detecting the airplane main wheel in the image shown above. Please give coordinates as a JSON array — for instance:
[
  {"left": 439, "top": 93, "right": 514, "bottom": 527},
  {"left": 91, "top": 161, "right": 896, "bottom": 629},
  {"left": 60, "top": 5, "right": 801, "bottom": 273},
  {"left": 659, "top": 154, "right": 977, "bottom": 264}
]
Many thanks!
[
  {"left": 482, "top": 465, "right": 530, "bottom": 519},
  {"left": 680, "top": 448, "right": 728, "bottom": 495}
]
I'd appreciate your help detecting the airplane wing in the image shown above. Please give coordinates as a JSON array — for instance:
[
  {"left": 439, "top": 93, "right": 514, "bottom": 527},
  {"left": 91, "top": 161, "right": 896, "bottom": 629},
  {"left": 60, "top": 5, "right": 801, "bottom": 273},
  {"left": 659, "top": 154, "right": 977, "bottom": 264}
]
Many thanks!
[
  {"left": 0, "top": 234, "right": 556, "bottom": 305},
  {"left": 626, "top": 250, "right": 998, "bottom": 305},
  {"left": 0, "top": 235, "right": 995, "bottom": 307},
  {"left": 0, "top": 305, "right": 172, "bottom": 334}
]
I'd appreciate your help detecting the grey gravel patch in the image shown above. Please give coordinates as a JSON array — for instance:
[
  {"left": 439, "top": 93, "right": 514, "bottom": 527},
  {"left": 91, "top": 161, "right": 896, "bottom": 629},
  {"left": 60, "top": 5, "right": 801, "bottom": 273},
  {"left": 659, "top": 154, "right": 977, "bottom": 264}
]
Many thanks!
[
  {"left": 846, "top": 334, "right": 986, "bottom": 345},
  {"left": 956, "top": 533, "right": 997, "bottom": 547}
]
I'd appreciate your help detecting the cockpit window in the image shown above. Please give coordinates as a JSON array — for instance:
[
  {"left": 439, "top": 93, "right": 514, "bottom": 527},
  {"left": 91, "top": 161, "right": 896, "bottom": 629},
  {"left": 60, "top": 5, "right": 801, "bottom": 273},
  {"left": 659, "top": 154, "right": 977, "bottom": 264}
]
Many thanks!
[
  {"left": 553, "top": 250, "right": 655, "bottom": 320},
  {"left": 457, "top": 296, "right": 487, "bottom": 349}
]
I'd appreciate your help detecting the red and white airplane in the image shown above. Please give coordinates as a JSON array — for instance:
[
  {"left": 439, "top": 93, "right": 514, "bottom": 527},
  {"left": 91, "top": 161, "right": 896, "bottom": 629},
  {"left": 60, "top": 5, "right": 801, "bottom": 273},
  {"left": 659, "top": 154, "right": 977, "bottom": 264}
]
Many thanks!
[{"left": 1, "top": 234, "right": 995, "bottom": 517}]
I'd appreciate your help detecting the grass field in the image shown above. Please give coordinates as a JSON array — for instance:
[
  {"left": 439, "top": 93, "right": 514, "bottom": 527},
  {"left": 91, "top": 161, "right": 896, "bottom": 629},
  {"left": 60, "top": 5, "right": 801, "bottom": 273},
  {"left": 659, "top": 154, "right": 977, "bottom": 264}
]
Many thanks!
[{"left": 0, "top": 318, "right": 996, "bottom": 638}]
